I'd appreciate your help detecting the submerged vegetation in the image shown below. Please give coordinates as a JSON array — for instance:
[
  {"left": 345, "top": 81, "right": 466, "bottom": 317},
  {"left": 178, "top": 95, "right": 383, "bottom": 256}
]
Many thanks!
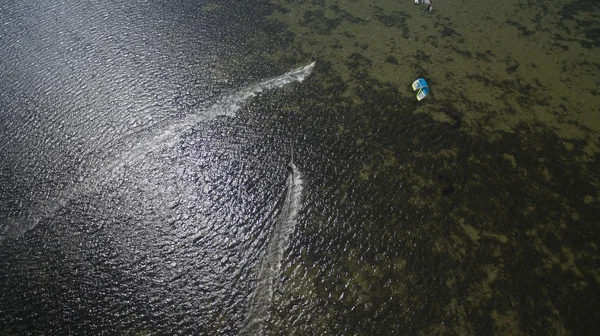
[{"left": 246, "top": 0, "right": 600, "bottom": 334}]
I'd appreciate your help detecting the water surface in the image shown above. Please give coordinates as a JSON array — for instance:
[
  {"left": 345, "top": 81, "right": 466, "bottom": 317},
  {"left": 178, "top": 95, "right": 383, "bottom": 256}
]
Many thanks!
[{"left": 1, "top": 0, "right": 599, "bottom": 335}]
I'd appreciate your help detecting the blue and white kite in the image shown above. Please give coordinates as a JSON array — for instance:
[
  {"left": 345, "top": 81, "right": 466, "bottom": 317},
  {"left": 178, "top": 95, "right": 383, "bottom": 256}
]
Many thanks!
[{"left": 412, "top": 78, "right": 429, "bottom": 101}]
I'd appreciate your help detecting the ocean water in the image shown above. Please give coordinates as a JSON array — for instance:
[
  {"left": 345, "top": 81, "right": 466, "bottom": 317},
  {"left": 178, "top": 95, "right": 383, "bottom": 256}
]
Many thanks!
[{"left": 1, "top": 0, "right": 599, "bottom": 335}]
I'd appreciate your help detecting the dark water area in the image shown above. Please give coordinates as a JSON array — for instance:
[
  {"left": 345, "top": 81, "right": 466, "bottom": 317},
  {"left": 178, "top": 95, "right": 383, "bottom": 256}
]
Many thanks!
[
  {"left": 1, "top": 0, "right": 600, "bottom": 335},
  {"left": 0, "top": 0, "right": 306, "bottom": 334}
]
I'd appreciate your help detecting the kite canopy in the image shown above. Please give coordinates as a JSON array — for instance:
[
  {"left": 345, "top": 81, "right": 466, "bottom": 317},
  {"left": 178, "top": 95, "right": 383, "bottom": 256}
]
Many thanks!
[
  {"left": 412, "top": 78, "right": 429, "bottom": 101},
  {"left": 414, "top": 0, "right": 432, "bottom": 12}
]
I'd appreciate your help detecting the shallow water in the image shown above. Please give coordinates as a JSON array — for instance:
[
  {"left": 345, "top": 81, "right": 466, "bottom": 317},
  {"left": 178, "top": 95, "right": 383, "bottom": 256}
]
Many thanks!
[
  {"left": 263, "top": 1, "right": 600, "bottom": 335},
  {"left": 1, "top": 0, "right": 599, "bottom": 335}
]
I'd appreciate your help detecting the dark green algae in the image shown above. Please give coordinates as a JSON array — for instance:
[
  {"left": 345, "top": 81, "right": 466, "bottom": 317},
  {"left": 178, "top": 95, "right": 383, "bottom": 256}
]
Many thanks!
[{"left": 252, "top": 0, "right": 600, "bottom": 335}]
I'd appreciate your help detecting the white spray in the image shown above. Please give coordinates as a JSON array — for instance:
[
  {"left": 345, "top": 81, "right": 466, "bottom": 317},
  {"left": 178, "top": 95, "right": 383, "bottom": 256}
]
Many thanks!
[
  {"left": 241, "top": 161, "right": 304, "bottom": 335},
  {"left": 0, "top": 62, "right": 315, "bottom": 242}
]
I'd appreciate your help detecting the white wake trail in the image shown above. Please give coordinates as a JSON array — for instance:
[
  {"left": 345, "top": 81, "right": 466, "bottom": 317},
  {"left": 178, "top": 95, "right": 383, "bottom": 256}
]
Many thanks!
[
  {"left": 1, "top": 62, "right": 315, "bottom": 242},
  {"left": 241, "top": 162, "right": 304, "bottom": 336}
]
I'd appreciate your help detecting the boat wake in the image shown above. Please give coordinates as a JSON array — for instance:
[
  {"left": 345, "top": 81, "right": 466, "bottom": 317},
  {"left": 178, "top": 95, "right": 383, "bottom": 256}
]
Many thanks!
[
  {"left": 241, "top": 162, "right": 304, "bottom": 335},
  {"left": 0, "top": 62, "right": 315, "bottom": 242}
]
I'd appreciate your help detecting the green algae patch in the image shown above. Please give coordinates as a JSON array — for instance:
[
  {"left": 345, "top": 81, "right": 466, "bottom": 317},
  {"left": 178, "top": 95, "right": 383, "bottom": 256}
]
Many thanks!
[
  {"left": 200, "top": 3, "right": 220, "bottom": 13},
  {"left": 431, "top": 111, "right": 455, "bottom": 124},
  {"left": 563, "top": 141, "right": 575, "bottom": 151},
  {"left": 584, "top": 194, "right": 594, "bottom": 204},
  {"left": 359, "top": 164, "right": 371, "bottom": 181},
  {"left": 502, "top": 153, "right": 517, "bottom": 168},
  {"left": 483, "top": 232, "right": 509, "bottom": 244},
  {"left": 460, "top": 220, "right": 481, "bottom": 245},
  {"left": 491, "top": 310, "right": 522, "bottom": 335}
]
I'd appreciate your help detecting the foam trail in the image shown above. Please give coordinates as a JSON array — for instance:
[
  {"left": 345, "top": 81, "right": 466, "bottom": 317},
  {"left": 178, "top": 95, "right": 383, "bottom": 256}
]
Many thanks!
[
  {"left": 207, "top": 61, "right": 315, "bottom": 118},
  {"left": 241, "top": 162, "right": 304, "bottom": 335},
  {"left": 1, "top": 62, "right": 315, "bottom": 242}
]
